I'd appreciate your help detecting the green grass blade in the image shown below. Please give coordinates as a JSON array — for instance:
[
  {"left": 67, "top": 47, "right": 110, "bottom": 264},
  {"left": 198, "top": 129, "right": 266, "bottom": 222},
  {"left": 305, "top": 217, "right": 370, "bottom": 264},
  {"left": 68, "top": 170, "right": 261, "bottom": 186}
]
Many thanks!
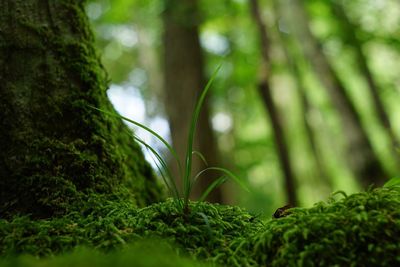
[
  {"left": 198, "top": 176, "right": 228, "bottom": 202},
  {"left": 134, "top": 136, "right": 175, "bottom": 196},
  {"left": 133, "top": 136, "right": 180, "bottom": 199},
  {"left": 183, "top": 65, "right": 222, "bottom": 202},
  {"left": 384, "top": 177, "right": 400, "bottom": 188},
  {"left": 192, "top": 151, "right": 208, "bottom": 167},
  {"left": 193, "top": 166, "right": 249, "bottom": 193},
  {"left": 89, "top": 105, "right": 183, "bottom": 178},
  {"left": 148, "top": 151, "right": 174, "bottom": 197},
  {"left": 208, "top": 167, "right": 249, "bottom": 192}
]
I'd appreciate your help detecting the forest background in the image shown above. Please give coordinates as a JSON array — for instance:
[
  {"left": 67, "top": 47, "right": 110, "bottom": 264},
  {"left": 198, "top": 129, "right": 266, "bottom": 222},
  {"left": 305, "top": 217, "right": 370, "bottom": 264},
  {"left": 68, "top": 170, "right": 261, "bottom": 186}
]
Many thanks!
[{"left": 85, "top": 0, "right": 400, "bottom": 216}]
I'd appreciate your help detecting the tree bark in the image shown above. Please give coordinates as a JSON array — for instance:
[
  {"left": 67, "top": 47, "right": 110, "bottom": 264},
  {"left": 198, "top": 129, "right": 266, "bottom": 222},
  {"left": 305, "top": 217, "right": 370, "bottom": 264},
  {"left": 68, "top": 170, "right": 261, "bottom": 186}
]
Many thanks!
[
  {"left": 162, "top": 0, "right": 223, "bottom": 202},
  {"left": 250, "top": 0, "right": 298, "bottom": 206},
  {"left": 281, "top": 0, "right": 387, "bottom": 187},
  {"left": 0, "top": 0, "right": 163, "bottom": 218}
]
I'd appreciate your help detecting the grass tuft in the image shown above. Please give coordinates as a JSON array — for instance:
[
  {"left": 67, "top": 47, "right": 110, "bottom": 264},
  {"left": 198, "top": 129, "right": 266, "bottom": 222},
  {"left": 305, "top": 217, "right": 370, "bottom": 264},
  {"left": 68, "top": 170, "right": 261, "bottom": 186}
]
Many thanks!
[{"left": 90, "top": 65, "right": 248, "bottom": 214}]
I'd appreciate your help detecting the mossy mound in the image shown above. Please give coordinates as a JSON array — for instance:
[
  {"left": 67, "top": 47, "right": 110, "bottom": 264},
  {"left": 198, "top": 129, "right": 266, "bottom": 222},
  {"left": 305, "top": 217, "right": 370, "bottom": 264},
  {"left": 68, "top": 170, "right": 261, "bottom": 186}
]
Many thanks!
[
  {"left": 0, "top": 197, "right": 261, "bottom": 266},
  {"left": 242, "top": 187, "right": 400, "bottom": 266},
  {"left": 132, "top": 199, "right": 262, "bottom": 266},
  {"left": 1, "top": 188, "right": 400, "bottom": 266},
  {"left": 0, "top": 195, "right": 140, "bottom": 257}
]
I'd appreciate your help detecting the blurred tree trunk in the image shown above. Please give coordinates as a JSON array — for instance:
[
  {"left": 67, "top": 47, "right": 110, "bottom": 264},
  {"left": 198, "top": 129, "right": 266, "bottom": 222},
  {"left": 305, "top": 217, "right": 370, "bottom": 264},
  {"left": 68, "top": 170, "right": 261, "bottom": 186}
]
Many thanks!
[
  {"left": 281, "top": 0, "right": 387, "bottom": 187},
  {"left": 250, "top": 0, "right": 298, "bottom": 206},
  {"left": 330, "top": 1, "right": 400, "bottom": 166},
  {"left": 274, "top": 9, "right": 332, "bottom": 190},
  {"left": 0, "top": 0, "right": 162, "bottom": 219},
  {"left": 162, "top": 0, "right": 224, "bottom": 203}
]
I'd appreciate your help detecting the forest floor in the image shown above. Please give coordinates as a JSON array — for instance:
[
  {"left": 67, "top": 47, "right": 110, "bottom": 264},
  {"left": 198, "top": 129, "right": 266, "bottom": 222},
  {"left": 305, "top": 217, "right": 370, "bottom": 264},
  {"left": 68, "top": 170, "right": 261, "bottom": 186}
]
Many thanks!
[{"left": 0, "top": 186, "right": 399, "bottom": 266}]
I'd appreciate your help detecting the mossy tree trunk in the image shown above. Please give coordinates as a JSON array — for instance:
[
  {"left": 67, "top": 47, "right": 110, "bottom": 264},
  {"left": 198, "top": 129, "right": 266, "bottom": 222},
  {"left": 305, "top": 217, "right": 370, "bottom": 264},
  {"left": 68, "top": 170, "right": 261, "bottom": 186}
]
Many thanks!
[{"left": 0, "top": 0, "right": 163, "bottom": 219}]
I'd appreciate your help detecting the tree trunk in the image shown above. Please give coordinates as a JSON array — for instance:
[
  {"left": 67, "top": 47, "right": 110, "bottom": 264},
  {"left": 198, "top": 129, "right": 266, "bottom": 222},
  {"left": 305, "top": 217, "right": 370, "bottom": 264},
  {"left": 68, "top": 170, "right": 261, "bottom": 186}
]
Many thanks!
[
  {"left": 162, "top": 0, "right": 224, "bottom": 203},
  {"left": 330, "top": 1, "right": 400, "bottom": 166},
  {"left": 281, "top": 0, "right": 387, "bottom": 187},
  {"left": 250, "top": 0, "right": 298, "bottom": 206},
  {"left": 272, "top": 1, "right": 332, "bottom": 190},
  {"left": 0, "top": 0, "right": 163, "bottom": 219}
]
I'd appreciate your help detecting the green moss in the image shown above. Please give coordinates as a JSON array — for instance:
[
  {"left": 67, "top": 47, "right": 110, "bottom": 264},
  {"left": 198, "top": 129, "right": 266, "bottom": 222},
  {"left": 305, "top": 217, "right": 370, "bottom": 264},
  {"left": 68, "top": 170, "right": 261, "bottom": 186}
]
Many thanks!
[
  {"left": 1, "top": 188, "right": 400, "bottom": 266},
  {"left": 0, "top": 195, "right": 138, "bottom": 257},
  {"left": 241, "top": 187, "right": 400, "bottom": 266},
  {"left": 0, "top": 0, "right": 163, "bottom": 218},
  {"left": 131, "top": 199, "right": 262, "bottom": 266},
  {"left": 0, "top": 198, "right": 260, "bottom": 266}
]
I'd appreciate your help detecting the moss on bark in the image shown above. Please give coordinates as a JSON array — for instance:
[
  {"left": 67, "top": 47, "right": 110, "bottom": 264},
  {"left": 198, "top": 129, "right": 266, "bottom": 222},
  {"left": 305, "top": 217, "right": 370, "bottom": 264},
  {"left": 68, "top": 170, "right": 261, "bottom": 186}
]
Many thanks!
[{"left": 0, "top": 0, "right": 163, "bottom": 218}]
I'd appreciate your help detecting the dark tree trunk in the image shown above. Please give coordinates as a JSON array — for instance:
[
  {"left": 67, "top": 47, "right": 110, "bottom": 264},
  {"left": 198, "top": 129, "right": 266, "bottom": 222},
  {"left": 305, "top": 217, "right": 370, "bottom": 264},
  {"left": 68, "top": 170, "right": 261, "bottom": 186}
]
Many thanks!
[
  {"left": 162, "top": 0, "right": 224, "bottom": 203},
  {"left": 250, "top": 0, "right": 298, "bottom": 206},
  {"left": 0, "top": 0, "right": 163, "bottom": 218},
  {"left": 281, "top": 0, "right": 387, "bottom": 187}
]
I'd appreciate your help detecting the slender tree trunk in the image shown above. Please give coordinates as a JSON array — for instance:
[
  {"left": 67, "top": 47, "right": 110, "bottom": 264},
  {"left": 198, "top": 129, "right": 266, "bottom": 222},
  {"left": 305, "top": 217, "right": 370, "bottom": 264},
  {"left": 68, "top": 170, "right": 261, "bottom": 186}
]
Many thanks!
[
  {"left": 0, "top": 0, "right": 162, "bottom": 218},
  {"left": 162, "top": 0, "right": 223, "bottom": 203},
  {"left": 250, "top": 0, "right": 297, "bottom": 206},
  {"left": 331, "top": 1, "right": 400, "bottom": 165},
  {"left": 275, "top": 17, "right": 332, "bottom": 190},
  {"left": 281, "top": 0, "right": 387, "bottom": 187}
]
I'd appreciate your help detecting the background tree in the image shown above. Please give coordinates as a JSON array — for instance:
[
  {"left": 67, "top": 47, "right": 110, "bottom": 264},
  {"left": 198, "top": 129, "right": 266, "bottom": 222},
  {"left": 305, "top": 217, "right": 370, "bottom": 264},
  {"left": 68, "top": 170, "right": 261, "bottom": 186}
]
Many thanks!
[
  {"left": 162, "top": 0, "right": 224, "bottom": 202},
  {"left": 85, "top": 0, "right": 400, "bottom": 214},
  {"left": 0, "top": 0, "right": 162, "bottom": 218},
  {"left": 329, "top": 0, "right": 400, "bottom": 165},
  {"left": 279, "top": 0, "right": 388, "bottom": 187},
  {"left": 273, "top": 1, "right": 332, "bottom": 192},
  {"left": 249, "top": 0, "right": 298, "bottom": 206}
]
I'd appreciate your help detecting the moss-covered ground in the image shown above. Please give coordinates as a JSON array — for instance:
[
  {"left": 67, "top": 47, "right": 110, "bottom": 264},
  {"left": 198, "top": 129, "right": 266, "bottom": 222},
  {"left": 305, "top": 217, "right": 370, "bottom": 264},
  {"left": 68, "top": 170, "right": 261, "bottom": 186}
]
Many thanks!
[{"left": 1, "top": 187, "right": 399, "bottom": 266}]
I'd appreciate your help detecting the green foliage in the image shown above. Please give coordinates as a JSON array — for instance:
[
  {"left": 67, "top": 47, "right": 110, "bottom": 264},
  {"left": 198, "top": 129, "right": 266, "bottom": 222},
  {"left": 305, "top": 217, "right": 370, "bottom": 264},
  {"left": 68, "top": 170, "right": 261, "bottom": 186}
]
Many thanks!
[
  {"left": 384, "top": 177, "right": 400, "bottom": 192},
  {"left": 91, "top": 66, "right": 248, "bottom": 214},
  {"left": 0, "top": 196, "right": 261, "bottom": 266},
  {"left": 131, "top": 199, "right": 261, "bottom": 266},
  {"left": 1, "top": 187, "right": 400, "bottom": 265},
  {"left": 0, "top": 194, "right": 140, "bottom": 257},
  {"left": 239, "top": 187, "right": 400, "bottom": 266}
]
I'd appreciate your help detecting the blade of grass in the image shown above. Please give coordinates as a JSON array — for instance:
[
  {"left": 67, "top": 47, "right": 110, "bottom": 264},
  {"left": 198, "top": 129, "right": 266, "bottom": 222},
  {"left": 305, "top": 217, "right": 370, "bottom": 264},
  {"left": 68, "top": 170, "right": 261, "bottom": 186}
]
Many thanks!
[
  {"left": 148, "top": 150, "right": 174, "bottom": 197},
  {"left": 183, "top": 65, "right": 222, "bottom": 203},
  {"left": 89, "top": 105, "right": 183, "bottom": 178},
  {"left": 192, "top": 166, "right": 249, "bottom": 193},
  {"left": 134, "top": 135, "right": 180, "bottom": 199},
  {"left": 135, "top": 136, "right": 177, "bottom": 198},
  {"left": 192, "top": 151, "right": 208, "bottom": 167},
  {"left": 198, "top": 176, "right": 228, "bottom": 202}
]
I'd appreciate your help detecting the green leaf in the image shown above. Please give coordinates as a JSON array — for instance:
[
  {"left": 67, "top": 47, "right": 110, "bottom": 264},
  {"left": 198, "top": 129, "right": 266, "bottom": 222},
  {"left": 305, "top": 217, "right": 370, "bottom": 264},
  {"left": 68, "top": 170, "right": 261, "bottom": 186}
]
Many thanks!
[
  {"left": 183, "top": 64, "right": 222, "bottom": 202},
  {"left": 384, "top": 177, "right": 400, "bottom": 190},
  {"left": 198, "top": 176, "right": 228, "bottom": 202},
  {"left": 192, "top": 151, "right": 208, "bottom": 167},
  {"left": 193, "top": 166, "right": 249, "bottom": 193},
  {"left": 133, "top": 135, "right": 180, "bottom": 199}
]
